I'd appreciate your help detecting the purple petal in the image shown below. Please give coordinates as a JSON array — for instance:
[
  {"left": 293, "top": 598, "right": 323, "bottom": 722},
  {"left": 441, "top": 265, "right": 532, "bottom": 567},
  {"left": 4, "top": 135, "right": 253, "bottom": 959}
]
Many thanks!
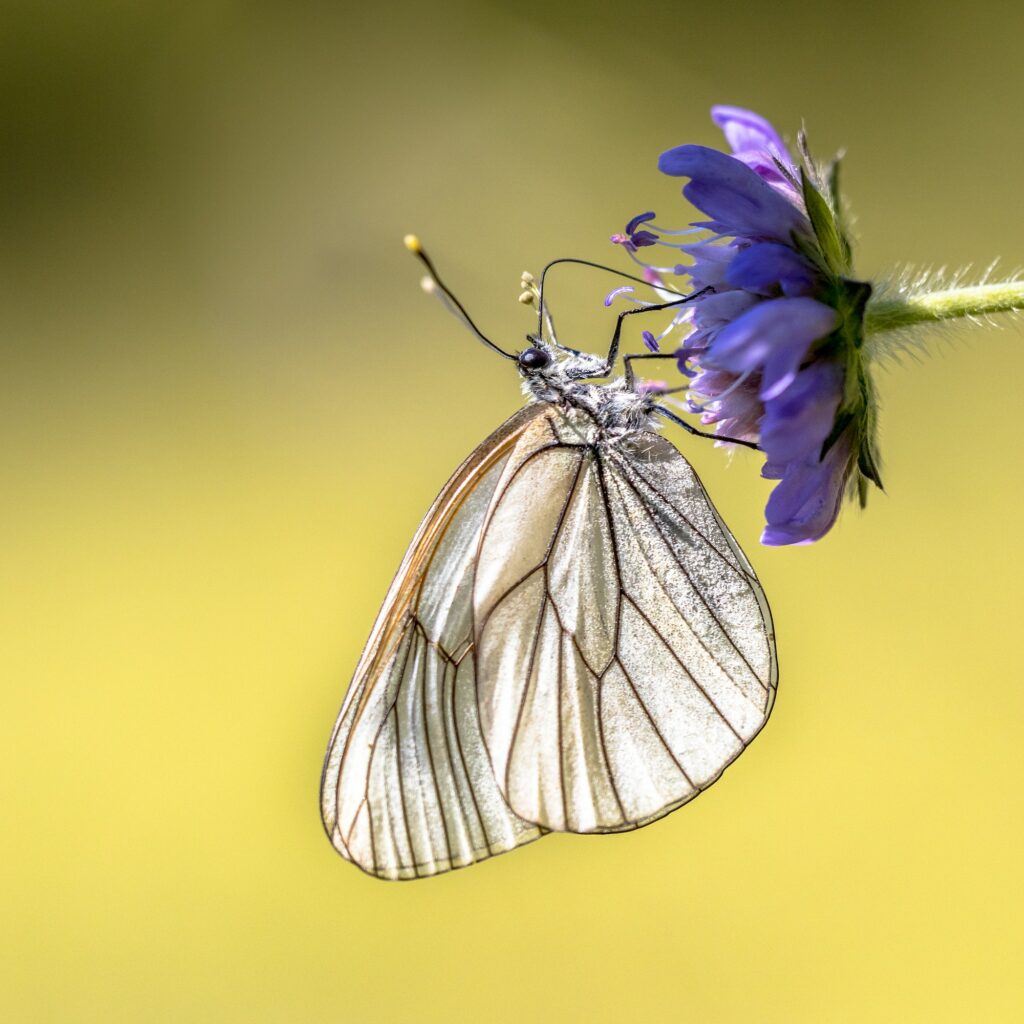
[
  {"left": 687, "top": 364, "right": 764, "bottom": 438},
  {"left": 689, "top": 367, "right": 739, "bottom": 395},
  {"left": 711, "top": 106, "right": 792, "bottom": 163},
  {"left": 691, "top": 290, "right": 759, "bottom": 330},
  {"left": 713, "top": 412, "right": 762, "bottom": 445},
  {"left": 658, "top": 145, "right": 807, "bottom": 242},
  {"left": 710, "top": 106, "right": 797, "bottom": 189},
  {"left": 705, "top": 297, "right": 839, "bottom": 400},
  {"left": 681, "top": 241, "right": 737, "bottom": 264},
  {"left": 725, "top": 242, "right": 818, "bottom": 297},
  {"left": 709, "top": 387, "right": 763, "bottom": 431},
  {"left": 678, "top": 241, "right": 737, "bottom": 288},
  {"left": 760, "top": 359, "right": 844, "bottom": 464},
  {"left": 760, "top": 429, "right": 853, "bottom": 545}
]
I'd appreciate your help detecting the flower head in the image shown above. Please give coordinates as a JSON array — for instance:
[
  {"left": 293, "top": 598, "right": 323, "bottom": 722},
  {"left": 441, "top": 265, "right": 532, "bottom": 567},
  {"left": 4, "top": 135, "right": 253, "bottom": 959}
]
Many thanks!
[{"left": 614, "top": 105, "right": 882, "bottom": 545}]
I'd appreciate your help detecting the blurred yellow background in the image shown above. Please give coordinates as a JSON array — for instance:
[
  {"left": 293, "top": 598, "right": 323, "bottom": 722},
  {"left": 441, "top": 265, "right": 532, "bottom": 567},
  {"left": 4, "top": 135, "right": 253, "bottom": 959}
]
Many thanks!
[{"left": 3, "top": 1, "right": 1023, "bottom": 1020}]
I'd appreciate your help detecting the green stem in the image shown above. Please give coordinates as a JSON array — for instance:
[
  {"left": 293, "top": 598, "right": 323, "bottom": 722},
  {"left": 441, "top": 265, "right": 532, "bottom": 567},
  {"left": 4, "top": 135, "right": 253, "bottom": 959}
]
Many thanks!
[{"left": 864, "top": 280, "right": 1024, "bottom": 335}]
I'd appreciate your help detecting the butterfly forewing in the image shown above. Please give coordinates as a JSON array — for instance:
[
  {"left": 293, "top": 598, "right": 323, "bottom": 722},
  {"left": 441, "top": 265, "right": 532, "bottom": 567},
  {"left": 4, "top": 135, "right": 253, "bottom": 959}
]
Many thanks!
[
  {"left": 321, "top": 405, "right": 547, "bottom": 880},
  {"left": 472, "top": 407, "right": 777, "bottom": 834}
]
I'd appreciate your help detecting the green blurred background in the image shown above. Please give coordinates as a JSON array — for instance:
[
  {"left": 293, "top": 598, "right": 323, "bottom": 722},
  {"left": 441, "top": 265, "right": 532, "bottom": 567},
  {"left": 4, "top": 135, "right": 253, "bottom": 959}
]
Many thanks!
[{"left": 3, "top": 1, "right": 1023, "bottom": 1020}]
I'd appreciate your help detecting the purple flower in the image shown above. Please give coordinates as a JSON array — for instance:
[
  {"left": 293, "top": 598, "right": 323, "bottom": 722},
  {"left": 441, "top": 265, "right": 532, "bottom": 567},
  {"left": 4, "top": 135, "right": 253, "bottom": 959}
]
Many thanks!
[{"left": 613, "top": 106, "right": 881, "bottom": 545}]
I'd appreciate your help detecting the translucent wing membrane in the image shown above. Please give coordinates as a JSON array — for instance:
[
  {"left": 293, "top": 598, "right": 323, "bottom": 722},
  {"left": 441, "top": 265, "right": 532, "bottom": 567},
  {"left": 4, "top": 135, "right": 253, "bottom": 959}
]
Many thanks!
[
  {"left": 321, "top": 406, "right": 547, "bottom": 880},
  {"left": 473, "top": 410, "right": 776, "bottom": 834},
  {"left": 322, "top": 402, "right": 777, "bottom": 879}
]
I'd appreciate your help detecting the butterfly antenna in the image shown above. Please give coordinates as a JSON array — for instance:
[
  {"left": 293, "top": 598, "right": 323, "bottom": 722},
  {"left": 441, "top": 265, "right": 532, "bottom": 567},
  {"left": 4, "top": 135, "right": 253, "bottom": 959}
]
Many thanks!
[
  {"left": 535, "top": 257, "right": 685, "bottom": 342},
  {"left": 404, "top": 235, "right": 517, "bottom": 361}
]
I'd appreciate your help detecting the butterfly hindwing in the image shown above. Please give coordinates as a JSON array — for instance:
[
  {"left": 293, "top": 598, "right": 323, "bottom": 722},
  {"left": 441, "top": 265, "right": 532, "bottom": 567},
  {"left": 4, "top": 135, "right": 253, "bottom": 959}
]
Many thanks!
[{"left": 472, "top": 407, "right": 777, "bottom": 834}]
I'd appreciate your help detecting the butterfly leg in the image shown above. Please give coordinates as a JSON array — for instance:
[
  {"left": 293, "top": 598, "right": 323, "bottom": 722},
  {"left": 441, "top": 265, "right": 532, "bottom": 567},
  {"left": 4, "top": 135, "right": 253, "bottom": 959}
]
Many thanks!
[
  {"left": 623, "top": 351, "right": 683, "bottom": 388},
  {"left": 622, "top": 352, "right": 760, "bottom": 450},
  {"left": 625, "top": 353, "right": 707, "bottom": 398},
  {"left": 596, "top": 295, "right": 703, "bottom": 378},
  {"left": 652, "top": 404, "right": 760, "bottom": 450}
]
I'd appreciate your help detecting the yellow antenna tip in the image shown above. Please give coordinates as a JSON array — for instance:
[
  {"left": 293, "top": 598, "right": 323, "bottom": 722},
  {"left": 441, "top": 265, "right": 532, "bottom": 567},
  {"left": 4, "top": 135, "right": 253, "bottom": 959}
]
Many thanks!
[{"left": 403, "top": 233, "right": 422, "bottom": 254}]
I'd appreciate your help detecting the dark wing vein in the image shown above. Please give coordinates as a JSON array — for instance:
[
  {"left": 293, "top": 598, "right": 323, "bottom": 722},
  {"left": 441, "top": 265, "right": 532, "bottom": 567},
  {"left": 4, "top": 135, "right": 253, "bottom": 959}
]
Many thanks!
[
  {"left": 595, "top": 668, "right": 627, "bottom": 823},
  {"left": 609, "top": 447, "right": 757, "bottom": 583},
  {"left": 415, "top": 622, "right": 452, "bottom": 869},
  {"left": 623, "top": 593, "right": 746, "bottom": 746},
  {"left": 606, "top": 466, "right": 770, "bottom": 695},
  {"left": 444, "top": 656, "right": 490, "bottom": 851}
]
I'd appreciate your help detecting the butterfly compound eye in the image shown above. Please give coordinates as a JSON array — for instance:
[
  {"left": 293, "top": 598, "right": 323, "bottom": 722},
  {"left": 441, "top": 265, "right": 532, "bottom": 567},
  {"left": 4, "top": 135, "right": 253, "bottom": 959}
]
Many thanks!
[{"left": 517, "top": 347, "right": 552, "bottom": 371}]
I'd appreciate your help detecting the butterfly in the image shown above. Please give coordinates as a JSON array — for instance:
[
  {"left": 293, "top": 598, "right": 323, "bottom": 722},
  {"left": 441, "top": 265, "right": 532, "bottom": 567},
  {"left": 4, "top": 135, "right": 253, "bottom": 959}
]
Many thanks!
[{"left": 320, "top": 239, "right": 777, "bottom": 880}]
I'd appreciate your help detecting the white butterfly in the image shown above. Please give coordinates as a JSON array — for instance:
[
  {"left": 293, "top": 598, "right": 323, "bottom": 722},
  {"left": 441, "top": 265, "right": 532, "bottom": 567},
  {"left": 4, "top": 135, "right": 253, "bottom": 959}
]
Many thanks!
[{"left": 320, "top": 242, "right": 777, "bottom": 880}]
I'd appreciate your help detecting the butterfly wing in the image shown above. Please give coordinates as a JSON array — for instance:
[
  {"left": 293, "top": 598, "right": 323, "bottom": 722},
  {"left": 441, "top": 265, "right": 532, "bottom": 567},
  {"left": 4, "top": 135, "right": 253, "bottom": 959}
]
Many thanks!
[
  {"left": 473, "top": 407, "right": 777, "bottom": 833},
  {"left": 321, "top": 404, "right": 548, "bottom": 880}
]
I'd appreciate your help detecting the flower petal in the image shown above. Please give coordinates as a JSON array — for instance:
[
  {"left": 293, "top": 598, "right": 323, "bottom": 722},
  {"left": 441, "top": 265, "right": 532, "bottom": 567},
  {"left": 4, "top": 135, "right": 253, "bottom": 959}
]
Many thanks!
[
  {"left": 703, "top": 383, "right": 763, "bottom": 432},
  {"left": 691, "top": 289, "right": 759, "bottom": 330},
  {"left": 725, "top": 242, "right": 818, "bottom": 297},
  {"left": 679, "top": 241, "right": 736, "bottom": 289},
  {"left": 681, "top": 241, "right": 736, "bottom": 264},
  {"left": 760, "top": 430, "right": 853, "bottom": 545},
  {"left": 710, "top": 106, "right": 798, "bottom": 192},
  {"left": 710, "top": 106, "right": 792, "bottom": 165},
  {"left": 760, "top": 359, "right": 843, "bottom": 464},
  {"left": 704, "top": 297, "right": 839, "bottom": 399},
  {"left": 658, "top": 145, "right": 807, "bottom": 241}
]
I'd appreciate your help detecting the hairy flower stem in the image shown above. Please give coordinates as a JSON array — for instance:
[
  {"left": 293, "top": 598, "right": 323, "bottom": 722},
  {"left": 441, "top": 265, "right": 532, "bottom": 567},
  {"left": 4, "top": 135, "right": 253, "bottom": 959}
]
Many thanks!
[{"left": 864, "top": 280, "right": 1024, "bottom": 335}]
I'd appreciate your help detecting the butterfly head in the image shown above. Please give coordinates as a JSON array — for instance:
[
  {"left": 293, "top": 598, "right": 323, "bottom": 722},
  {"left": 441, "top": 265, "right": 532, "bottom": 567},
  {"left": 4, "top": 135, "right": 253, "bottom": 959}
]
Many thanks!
[
  {"left": 515, "top": 340, "right": 656, "bottom": 437},
  {"left": 517, "top": 339, "right": 607, "bottom": 380},
  {"left": 516, "top": 340, "right": 564, "bottom": 404},
  {"left": 516, "top": 340, "right": 605, "bottom": 396},
  {"left": 516, "top": 345, "right": 553, "bottom": 372}
]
